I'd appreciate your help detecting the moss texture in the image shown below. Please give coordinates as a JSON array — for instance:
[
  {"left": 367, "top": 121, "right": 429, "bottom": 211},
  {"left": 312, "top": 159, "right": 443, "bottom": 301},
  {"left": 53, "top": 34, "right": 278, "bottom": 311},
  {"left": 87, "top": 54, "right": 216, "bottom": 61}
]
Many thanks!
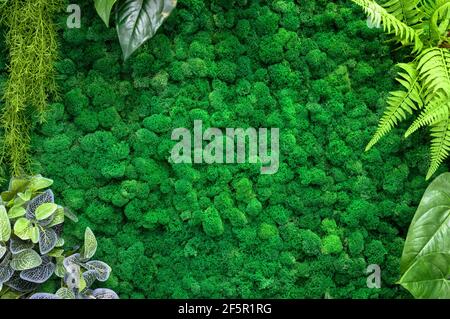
[{"left": 11, "top": 0, "right": 441, "bottom": 298}]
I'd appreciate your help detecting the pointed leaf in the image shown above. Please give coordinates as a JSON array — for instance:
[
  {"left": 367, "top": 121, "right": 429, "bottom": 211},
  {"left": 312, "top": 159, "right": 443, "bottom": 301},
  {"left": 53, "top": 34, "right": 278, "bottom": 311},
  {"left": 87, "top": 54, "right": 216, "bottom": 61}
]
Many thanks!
[
  {"left": 116, "top": 0, "right": 177, "bottom": 60},
  {"left": 63, "top": 207, "right": 78, "bottom": 222},
  {"left": 94, "top": 0, "right": 118, "bottom": 26},
  {"left": 28, "top": 175, "right": 53, "bottom": 192},
  {"left": 38, "top": 227, "right": 58, "bottom": 255},
  {"left": 82, "top": 227, "right": 97, "bottom": 260},
  {"left": 10, "top": 249, "right": 42, "bottom": 271},
  {"left": 0, "top": 205, "right": 11, "bottom": 242}
]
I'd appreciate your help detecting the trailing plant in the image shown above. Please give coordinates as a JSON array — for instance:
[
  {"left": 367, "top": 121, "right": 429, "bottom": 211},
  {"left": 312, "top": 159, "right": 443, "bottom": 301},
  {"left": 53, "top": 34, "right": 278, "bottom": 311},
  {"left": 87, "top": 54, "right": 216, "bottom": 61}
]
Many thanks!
[
  {"left": 398, "top": 172, "right": 450, "bottom": 298},
  {"left": 0, "top": 0, "right": 62, "bottom": 176},
  {"left": 352, "top": 0, "right": 450, "bottom": 179},
  {"left": 0, "top": 175, "right": 118, "bottom": 299},
  {"left": 94, "top": 0, "right": 177, "bottom": 60}
]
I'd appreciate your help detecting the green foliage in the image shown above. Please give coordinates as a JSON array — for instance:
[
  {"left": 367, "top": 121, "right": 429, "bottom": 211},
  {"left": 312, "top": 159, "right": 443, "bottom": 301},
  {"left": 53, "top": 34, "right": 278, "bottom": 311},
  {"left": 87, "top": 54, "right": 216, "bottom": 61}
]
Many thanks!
[
  {"left": 398, "top": 172, "right": 450, "bottom": 298},
  {"left": 353, "top": 0, "right": 450, "bottom": 179},
  {"left": 0, "top": 175, "right": 117, "bottom": 299},
  {"left": 30, "top": 228, "right": 118, "bottom": 299},
  {"left": 31, "top": 0, "right": 422, "bottom": 298},
  {"left": 94, "top": 0, "right": 177, "bottom": 60},
  {"left": 0, "top": 0, "right": 62, "bottom": 176}
]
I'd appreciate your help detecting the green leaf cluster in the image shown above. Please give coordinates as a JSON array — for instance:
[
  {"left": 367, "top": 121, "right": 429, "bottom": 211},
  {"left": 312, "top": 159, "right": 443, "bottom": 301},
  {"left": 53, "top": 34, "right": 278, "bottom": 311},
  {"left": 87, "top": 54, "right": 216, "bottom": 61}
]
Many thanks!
[
  {"left": 94, "top": 0, "right": 177, "bottom": 60},
  {"left": 29, "top": 228, "right": 118, "bottom": 299},
  {"left": 398, "top": 172, "right": 450, "bottom": 298},
  {"left": 0, "top": 175, "right": 117, "bottom": 299},
  {"left": 353, "top": 0, "right": 450, "bottom": 179}
]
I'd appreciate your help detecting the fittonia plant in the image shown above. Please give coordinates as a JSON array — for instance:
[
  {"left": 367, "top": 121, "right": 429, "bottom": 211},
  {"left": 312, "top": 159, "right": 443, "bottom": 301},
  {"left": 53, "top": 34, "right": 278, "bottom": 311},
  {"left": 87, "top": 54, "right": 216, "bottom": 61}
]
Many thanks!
[
  {"left": 351, "top": 0, "right": 450, "bottom": 179},
  {"left": 0, "top": 175, "right": 118, "bottom": 299}
]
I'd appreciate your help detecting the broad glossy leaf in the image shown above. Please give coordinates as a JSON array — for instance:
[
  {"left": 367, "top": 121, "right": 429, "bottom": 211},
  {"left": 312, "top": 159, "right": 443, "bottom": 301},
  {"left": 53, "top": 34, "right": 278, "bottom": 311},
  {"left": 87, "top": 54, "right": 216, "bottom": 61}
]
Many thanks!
[
  {"left": 13, "top": 218, "right": 32, "bottom": 240},
  {"left": 5, "top": 273, "right": 38, "bottom": 292},
  {"left": 35, "top": 203, "right": 57, "bottom": 221},
  {"left": 20, "top": 256, "right": 55, "bottom": 284},
  {"left": 116, "top": 0, "right": 177, "bottom": 60},
  {"left": 55, "top": 287, "right": 75, "bottom": 299},
  {"left": 399, "top": 253, "right": 450, "bottom": 298},
  {"left": 29, "top": 293, "right": 59, "bottom": 300},
  {"left": 94, "top": 0, "right": 118, "bottom": 26},
  {"left": 9, "top": 236, "right": 33, "bottom": 254},
  {"left": 82, "top": 227, "right": 97, "bottom": 260},
  {"left": 63, "top": 207, "right": 78, "bottom": 222},
  {"left": 8, "top": 205, "right": 26, "bottom": 219},
  {"left": 26, "top": 190, "right": 54, "bottom": 219},
  {"left": 0, "top": 205, "right": 11, "bottom": 242},
  {"left": 92, "top": 288, "right": 119, "bottom": 299},
  {"left": 38, "top": 227, "right": 58, "bottom": 255},
  {"left": 28, "top": 175, "right": 53, "bottom": 192},
  {"left": 85, "top": 260, "right": 111, "bottom": 282},
  {"left": 10, "top": 249, "right": 42, "bottom": 271},
  {"left": 400, "top": 172, "right": 450, "bottom": 273}
]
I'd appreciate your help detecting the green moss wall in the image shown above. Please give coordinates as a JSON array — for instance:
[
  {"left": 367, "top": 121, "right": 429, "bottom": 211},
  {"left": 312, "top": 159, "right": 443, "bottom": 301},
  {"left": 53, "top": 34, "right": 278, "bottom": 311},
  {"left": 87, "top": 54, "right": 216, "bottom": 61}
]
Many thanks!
[{"left": 18, "top": 0, "right": 439, "bottom": 298}]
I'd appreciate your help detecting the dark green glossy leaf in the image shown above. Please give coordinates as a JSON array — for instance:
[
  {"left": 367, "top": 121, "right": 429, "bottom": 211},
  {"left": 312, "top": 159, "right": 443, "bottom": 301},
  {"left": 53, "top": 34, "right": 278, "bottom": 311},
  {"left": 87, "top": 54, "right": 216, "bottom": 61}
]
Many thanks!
[
  {"left": 400, "top": 172, "right": 450, "bottom": 273},
  {"left": 116, "top": 0, "right": 177, "bottom": 60},
  {"left": 399, "top": 253, "right": 450, "bottom": 298}
]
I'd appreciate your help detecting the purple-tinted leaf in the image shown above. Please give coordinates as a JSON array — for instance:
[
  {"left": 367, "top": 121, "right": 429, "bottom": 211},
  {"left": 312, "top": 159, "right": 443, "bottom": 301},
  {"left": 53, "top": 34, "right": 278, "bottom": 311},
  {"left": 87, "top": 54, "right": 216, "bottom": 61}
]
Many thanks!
[
  {"left": 20, "top": 256, "right": 55, "bottom": 284},
  {"left": 9, "top": 236, "right": 33, "bottom": 254},
  {"left": 26, "top": 190, "right": 54, "bottom": 219},
  {"left": 38, "top": 227, "right": 57, "bottom": 255},
  {"left": 92, "top": 288, "right": 119, "bottom": 299},
  {"left": 29, "top": 293, "right": 60, "bottom": 299}
]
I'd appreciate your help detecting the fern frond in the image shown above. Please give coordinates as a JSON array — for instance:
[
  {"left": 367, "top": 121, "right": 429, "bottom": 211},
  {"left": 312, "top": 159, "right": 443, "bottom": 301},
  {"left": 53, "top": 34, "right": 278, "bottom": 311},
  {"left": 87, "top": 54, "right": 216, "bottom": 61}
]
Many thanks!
[
  {"left": 430, "top": 1, "right": 450, "bottom": 41},
  {"left": 405, "top": 95, "right": 449, "bottom": 136},
  {"left": 351, "top": 0, "right": 424, "bottom": 52},
  {"left": 427, "top": 115, "right": 450, "bottom": 179},
  {"left": 383, "top": 0, "right": 423, "bottom": 25},
  {"left": 418, "top": 47, "right": 450, "bottom": 103},
  {"left": 366, "top": 63, "right": 422, "bottom": 150}
]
